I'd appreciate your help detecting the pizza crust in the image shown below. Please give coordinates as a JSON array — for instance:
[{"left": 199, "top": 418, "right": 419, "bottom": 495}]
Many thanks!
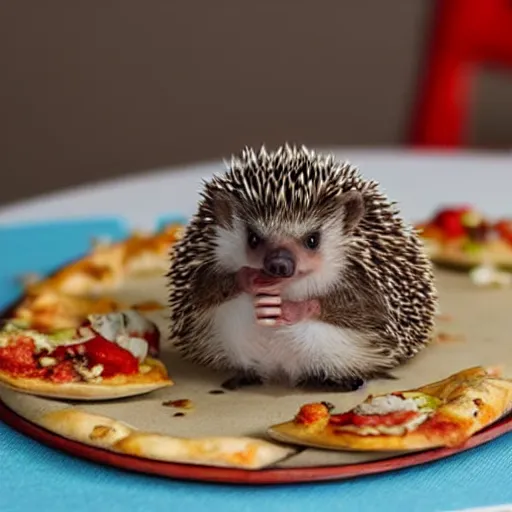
[
  {"left": 38, "top": 409, "right": 296, "bottom": 470},
  {"left": 12, "top": 291, "right": 134, "bottom": 331},
  {"left": 268, "top": 421, "right": 444, "bottom": 452},
  {"left": 11, "top": 225, "right": 182, "bottom": 331},
  {"left": 0, "top": 357, "right": 172, "bottom": 400},
  {"left": 267, "top": 367, "right": 512, "bottom": 452},
  {"left": 23, "top": 225, "right": 184, "bottom": 298}
]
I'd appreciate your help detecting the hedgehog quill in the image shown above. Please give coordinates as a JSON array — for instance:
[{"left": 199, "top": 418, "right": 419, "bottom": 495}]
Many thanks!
[{"left": 167, "top": 145, "right": 438, "bottom": 392}]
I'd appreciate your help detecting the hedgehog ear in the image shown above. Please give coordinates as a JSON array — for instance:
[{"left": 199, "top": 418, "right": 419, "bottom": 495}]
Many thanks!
[
  {"left": 338, "top": 190, "right": 365, "bottom": 233},
  {"left": 210, "top": 189, "right": 235, "bottom": 228}
]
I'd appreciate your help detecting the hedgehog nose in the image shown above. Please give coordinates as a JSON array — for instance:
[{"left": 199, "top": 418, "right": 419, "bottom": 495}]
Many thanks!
[{"left": 263, "top": 249, "right": 296, "bottom": 278}]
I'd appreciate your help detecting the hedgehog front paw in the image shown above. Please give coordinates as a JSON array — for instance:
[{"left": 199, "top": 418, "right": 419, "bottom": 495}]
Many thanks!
[
  {"left": 296, "top": 374, "right": 366, "bottom": 393},
  {"left": 255, "top": 298, "right": 320, "bottom": 326},
  {"left": 221, "top": 369, "right": 264, "bottom": 390}
]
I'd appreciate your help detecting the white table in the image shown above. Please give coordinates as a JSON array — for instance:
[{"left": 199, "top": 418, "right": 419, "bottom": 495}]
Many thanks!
[{"left": 1, "top": 148, "right": 511, "bottom": 229}]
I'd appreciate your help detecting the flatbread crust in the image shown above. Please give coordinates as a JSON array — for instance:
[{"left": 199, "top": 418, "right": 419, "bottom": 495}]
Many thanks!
[
  {"left": 11, "top": 225, "right": 183, "bottom": 332},
  {"left": 12, "top": 291, "right": 135, "bottom": 331},
  {"left": 23, "top": 224, "right": 184, "bottom": 297},
  {"left": 38, "top": 409, "right": 295, "bottom": 470},
  {"left": 267, "top": 367, "right": 512, "bottom": 452},
  {"left": 0, "top": 357, "right": 172, "bottom": 400}
]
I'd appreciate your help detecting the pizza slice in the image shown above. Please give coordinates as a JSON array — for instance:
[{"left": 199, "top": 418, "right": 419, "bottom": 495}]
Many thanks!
[
  {"left": 10, "top": 225, "right": 181, "bottom": 340},
  {"left": 416, "top": 206, "right": 512, "bottom": 270},
  {"left": 267, "top": 367, "right": 512, "bottom": 452},
  {"left": 0, "top": 310, "right": 172, "bottom": 400}
]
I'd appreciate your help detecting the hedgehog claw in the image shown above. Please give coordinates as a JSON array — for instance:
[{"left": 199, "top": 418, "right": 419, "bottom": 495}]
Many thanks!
[
  {"left": 296, "top": 375, "right": 366, "bottom": 393},
  {"left": 221, "top": 370, "right": 264, "bottom": 390},
  {"left": 255, "top": 298, "right": 320, "bottom": 326}
]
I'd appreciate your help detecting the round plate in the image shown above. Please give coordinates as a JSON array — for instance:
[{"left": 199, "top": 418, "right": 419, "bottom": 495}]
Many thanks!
[{"left": 2, "top": 399, "right": 511, "bottom": 485}]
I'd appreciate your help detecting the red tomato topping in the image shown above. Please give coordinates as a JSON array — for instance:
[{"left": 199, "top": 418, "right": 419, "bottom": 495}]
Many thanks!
[
  {"left": 84, "top": 336, "right": 139, "bottom": 377},
  {"left": 494, "top": 219, "right": 512, "bottom": 246},
  {"left": 418, "top": 415, "right": 460, "bottom": 435},
  {"left": 49, "top": 361, "right": 77, "bottom": 383},
  {"left": 0, "top": 337, "right": 76, "bottom": 381},
  {"left": 330, "top": 410, "right": 420, "bottom": 428},
  {"left": 351, "top": 410, "right": 419, "bottom": 427},
  {"left": 432, "top": 207, "right": 471, "bottom": 239},
  {"left": 329, "top": 412, "right": 355, "bottom": 426},
  {"left": 295, "top": 403, "right": 330, "bottom": 425},
  {"left": 0, "top": 332, "right": 139, "bottom": 381},
  {"left": 0, "top": 337, "right": 39, "bottom": 375},
  {"left": 54, "top": 335, "right": 139, "bottom": 377},
  {"left": 81, "top": 316, "right": 160, "bottom": 357}
]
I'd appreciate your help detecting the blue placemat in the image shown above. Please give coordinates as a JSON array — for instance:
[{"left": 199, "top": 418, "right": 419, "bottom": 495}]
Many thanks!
[{"left": 0, "top": 219, "right": 511, "bottom": 512}]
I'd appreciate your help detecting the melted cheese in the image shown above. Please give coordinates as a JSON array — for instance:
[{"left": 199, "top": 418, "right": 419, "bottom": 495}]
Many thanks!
[
  {"left": 354, "top": 395, "right": 419, "bottom": 416},
  {"left": 114, "top": 335, "right": 148, "bottom": 362},
  {"left": 87, "top": 311, "right": 149, "bottom": 362},
  {"left": 38, "top": 356, "right": 58, "bottom": 367},
  {"left": 75, "top": 363, "right": 104, "bottom": 382}
]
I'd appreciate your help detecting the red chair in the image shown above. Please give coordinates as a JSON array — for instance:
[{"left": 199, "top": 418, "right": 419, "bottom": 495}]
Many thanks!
[{"left": 410, "top": 0, "right": 512, "bottom": 148}]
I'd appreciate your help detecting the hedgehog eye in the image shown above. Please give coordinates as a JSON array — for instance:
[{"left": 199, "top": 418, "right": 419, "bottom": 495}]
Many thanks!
[
  {"left": 304, "top": 231, "right": 321, "bottom": 250},
  {"left": 247, "top": 229, "right": 262, "bottom": 250}
]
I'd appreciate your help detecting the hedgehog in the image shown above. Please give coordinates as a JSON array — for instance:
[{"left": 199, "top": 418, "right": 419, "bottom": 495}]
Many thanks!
[{"left": 166, "top": 144, "right": 438, "bottom": 392}]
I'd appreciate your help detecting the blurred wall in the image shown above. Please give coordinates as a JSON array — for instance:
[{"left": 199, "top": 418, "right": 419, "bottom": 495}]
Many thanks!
[{"left": 1, "top": 1, "right": 511, "bottom": 207}]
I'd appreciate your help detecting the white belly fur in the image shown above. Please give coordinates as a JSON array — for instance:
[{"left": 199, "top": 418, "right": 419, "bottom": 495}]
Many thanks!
[{"left": 211, "top": 293, "right": 375, "bottom": 383}]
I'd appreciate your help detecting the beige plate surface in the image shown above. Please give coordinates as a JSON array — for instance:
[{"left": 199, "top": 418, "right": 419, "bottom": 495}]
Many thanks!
[{"left": 1, "top": 268, "right": 512, "bottom": 469}]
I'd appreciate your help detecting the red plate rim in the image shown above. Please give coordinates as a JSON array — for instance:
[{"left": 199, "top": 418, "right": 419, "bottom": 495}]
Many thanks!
[{"left": 1, "top": 398, "right": 511, "bottom": 485}]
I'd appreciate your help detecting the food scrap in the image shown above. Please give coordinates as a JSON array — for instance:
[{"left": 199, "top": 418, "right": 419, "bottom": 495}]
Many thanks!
[
  {"left": 162, "top": 398, "right": 194, "bottom": 410},
  {"left": 435, "top": 332, "right": 465, "bottom": 344}
]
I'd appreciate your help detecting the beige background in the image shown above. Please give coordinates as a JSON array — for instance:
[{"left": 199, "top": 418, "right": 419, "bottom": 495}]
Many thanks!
[{"left": 2, "top": 1, "right": 512, "bottom": 207}]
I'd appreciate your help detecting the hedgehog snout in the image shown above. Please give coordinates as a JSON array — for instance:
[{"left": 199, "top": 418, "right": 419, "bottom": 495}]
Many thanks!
[{"left": 263, "top": 248, "right": 296, "bottom": 278}]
